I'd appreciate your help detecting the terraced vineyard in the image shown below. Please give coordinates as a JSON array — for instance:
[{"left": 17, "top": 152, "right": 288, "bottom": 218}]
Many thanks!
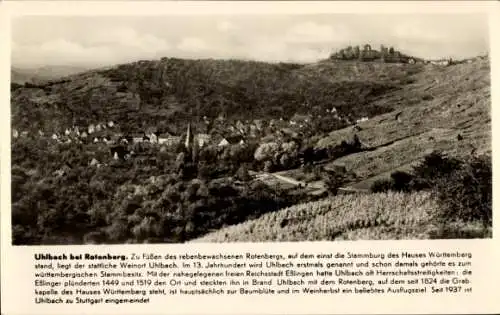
[
  {"left": 192, "top": 191, "right": 492, "bottom": 243},
  {"left": 316, "top": 58, "right": 490, "bottom": 184}
]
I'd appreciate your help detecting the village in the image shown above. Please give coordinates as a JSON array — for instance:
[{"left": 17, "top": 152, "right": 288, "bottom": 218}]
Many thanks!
[
  {"left": 11, "top": 104, "right": 363, "bottom": 158},
  {"left": 11, "top": 103, "right": 369, "bottom": 197},
  {"left": 11, "top": 49, "right": 488, "bottom": 198}
]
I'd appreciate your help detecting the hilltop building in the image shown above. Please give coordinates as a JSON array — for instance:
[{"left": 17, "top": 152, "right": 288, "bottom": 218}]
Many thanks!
[{"left": 330, "top": 44, "right": 419, "bottom": 64}]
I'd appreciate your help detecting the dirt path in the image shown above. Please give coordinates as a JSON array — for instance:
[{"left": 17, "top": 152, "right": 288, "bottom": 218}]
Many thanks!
[
  {"left": 272, "top": 173, "right": 305, "bottom": 186},
  {"left": 255, "top": 171, "right": 326, "bottom": 195}
]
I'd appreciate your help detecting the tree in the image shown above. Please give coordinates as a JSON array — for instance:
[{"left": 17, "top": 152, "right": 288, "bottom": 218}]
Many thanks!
[
  {"left": 380, "top": 45, "right": 387, "bottom": 62},
  {"left": 279, "top": 153, "right": 293, "bottom": 169},
  {"left": 323, "top": 171, "right": 347, "bottom": 196},
  {"left": 235, "top": 164, "right": 251, "bottom": 182},
  {"left": 191, "top": 140, "right": 199, "bottom": 163},
  {"left": 254, "top": 142, "right": 280, "bottom": 162},
  {"left": 264, "top": 160, "right": 274, "bottom": 172},
  {"left": 411, "top": 151, "right": 462, "bottom": 189},
  {"left": 432, "top": 155, "right": 492, "bottom": 227},
  {"left": 337, "top": 49, "right": 345, "bottom": 59},
  {"left": 345, "top": 46, "right": 353, "bottom": 59},
  {"left": 390, "top": 171, "right": 413, "bottom": 192},
  {"left": 175, "top": 152, "right": 186, "bottom": 171},
  {"left": 353, "top": 46, "right": 360, "bottom": 59}
]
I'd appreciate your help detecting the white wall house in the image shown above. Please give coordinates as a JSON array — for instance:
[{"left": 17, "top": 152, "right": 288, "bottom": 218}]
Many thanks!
[
  {"left": 158, "top": 136, "right": 180, "bottom": 146},
  {"left": 218, "top": 138, "right": 230, "bottom": 147},
  {"left": 356, "top": 117, "right": 369, "bottom": 124},
  {"left": 88, "top": 124, "right": 96, "bottom": 134},
  {"left": 196, "top": 134, "right": 211, "bottom": 147},
  {"left": 149, "top": 133, "right": 158, "bottom": 144}
]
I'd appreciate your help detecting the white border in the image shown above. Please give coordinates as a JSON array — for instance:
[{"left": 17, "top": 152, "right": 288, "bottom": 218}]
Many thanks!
[{"left": 1, "top": 2, "right": 499, "bottom": 315}]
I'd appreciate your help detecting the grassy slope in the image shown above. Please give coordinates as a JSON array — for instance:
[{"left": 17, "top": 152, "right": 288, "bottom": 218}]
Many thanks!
[
  {"left": 317, "top": 58, "right": 490, "bottom": 181},
  {"left": 192, "top": 191, "right": 491, "bottom": 242}
]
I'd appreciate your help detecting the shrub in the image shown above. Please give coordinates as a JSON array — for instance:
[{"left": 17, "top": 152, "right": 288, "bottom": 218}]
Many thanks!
[
  {"left": 390, "top": 171, "right": 413, "bottom": 192},
  {"left": 323, "top": 171, "right": 349, "bottom": 196},
  {"left": 432, "top": 154, "right": 492, "bottom": 226},
  {"left": 370, "top": 152, "right": 492, "bottom": 228},
  {"left": 371, "top": 179, "right": 392, "bottom": 193},
  {"left": 411, "top": 151, "right": 463, "bottom": 189},
  {"left": 370, "top": 171, "right": 413, "bottom": 193},
  {"left": 11, "top": 82, "right": 24, "bottom": 91},
  {"left": 427, "top": 221, "right": 492, "bottom": 239},
  {"left": 235, "top": 164, "right": 251, "bottom": 182}
]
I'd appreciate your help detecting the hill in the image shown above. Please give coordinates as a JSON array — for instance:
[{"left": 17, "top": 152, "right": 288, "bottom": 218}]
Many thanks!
[
  {"left": 316, "top": 57, "right": 490, "bottom": 184},
  {"left": 11, "top": 65, "right": 89, "bottom": 84},
  {"left": 190, "top": 56, "right": 491, "bottom": 242},
  {"left": 11, "top": 69, "right": 35, "bottom": 85},
  {"left": 10, "top": 57, "right": 425, "bottom": 136},
  {"left": 10, "top": 54, "right": 491, "bottom": 245}
]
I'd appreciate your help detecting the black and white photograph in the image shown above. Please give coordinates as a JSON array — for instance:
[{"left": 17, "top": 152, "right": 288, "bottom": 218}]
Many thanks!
[{"left": 10, "top": 12, "right": 492, "bottom": 245}]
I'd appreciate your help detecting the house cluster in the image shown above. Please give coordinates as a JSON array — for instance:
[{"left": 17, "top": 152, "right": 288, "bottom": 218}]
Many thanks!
[
  {"left": 13, "top": 121, "right": 119, "bottom": 144},
  {"left": 12, "top": 120, "right": 185, "bottom": 148},
  {"left": 215, "top": 115, "right": 266, "bottom": 140},
  {"left": 427, "top": 58, "right": 453, "bottom": 66},
  {"left": 186, "top": 123, "right": 246, "bottom": 149},
  {"left": 124, "top": 130, "right": 181, "bottom": 146},
  {"left": 421, "top": 55, "right": 488, "bottom": 66}
]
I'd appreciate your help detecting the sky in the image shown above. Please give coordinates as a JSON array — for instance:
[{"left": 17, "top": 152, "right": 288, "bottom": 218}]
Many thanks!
[{"left": 11, "top": 14, "right": 489, "bottom": 68}]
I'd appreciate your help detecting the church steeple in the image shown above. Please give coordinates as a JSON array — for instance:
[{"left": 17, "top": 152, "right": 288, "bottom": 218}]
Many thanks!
[{"left": 185, "top": 123, "right": 193, "bottom": 149}]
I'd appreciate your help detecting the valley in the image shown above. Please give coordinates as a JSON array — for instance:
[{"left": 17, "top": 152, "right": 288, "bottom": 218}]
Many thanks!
[{"left": 10, "top": 49, "right": 492, "bottom": 244}]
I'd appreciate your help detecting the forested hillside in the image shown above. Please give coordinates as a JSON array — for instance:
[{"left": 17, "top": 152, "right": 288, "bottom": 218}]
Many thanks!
[{"left": 11, "top": 58, "right": 423, "bottom": 136}]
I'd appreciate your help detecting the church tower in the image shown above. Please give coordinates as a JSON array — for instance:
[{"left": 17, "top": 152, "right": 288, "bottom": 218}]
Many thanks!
[{"left": 185, "top": 123, "right": 193, "bottom": 149}]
